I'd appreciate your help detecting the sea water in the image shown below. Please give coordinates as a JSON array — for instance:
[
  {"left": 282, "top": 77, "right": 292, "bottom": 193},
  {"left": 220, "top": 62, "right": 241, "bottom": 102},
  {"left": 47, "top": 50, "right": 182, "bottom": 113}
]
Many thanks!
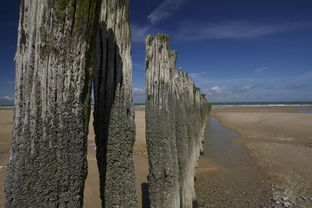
[
  {"left": 298, "top": 109, "right": 312, "bottom": 114},
  {"left": 209, "top": 101, "right": 312, "bottom": 107}
]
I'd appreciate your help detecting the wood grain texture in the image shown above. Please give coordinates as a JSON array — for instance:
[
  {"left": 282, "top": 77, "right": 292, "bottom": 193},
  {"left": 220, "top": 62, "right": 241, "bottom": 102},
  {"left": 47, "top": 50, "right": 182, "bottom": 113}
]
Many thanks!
[
  {"left": 145, "top": 34, "right": 211, "bottom": 208},
  {"left": 5, "top": 0, "right": 101, "bottom": 207}
]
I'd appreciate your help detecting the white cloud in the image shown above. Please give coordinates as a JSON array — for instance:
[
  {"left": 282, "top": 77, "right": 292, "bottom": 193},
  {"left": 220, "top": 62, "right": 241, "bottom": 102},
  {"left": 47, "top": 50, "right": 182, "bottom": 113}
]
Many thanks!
[
  {"left": 241, "top": 85, "right": 253, "bottom": 90},
  {"left": 188, "top": 70, "right": 312, "bottom": 102},
  {"left": 189, "top": 72, "right": 208, "bottom": 80},
  {"left": 175, "top": 21, "right": 311, "bottom": 41},
  {"left": 1, "top": 96, "right": 13, "bottom": 101},
  {"left": 268, "top": 84, "right": 309, "bottom": 90},
  {"left": 133, "top": 62, "right": 145, "bottom": 71},
  {"left": 148, "top": 0, "right": 186, "bottom": 24},
  {"left": 254, "top": 66, "right": 270, "bottom": 73},
  {"left": 133, "top": 88, "right": 145, "bottom": 95},
  {"left": 132, "top": 0, "right": 186, "bottom": 42},
  {"left": 132, "top": 24, "right": 151, "bottom": 43},
  {"left": 189, "top": 70, "right": 294, "bottom": 87},
  {"left": 210, "top": 86, "right": 223, "bottom": 94},
  {"left": 296, "top": 70, "right": 312, "bottom": 81},
  {"left": 133, "top": 88, "right": 145, "bottom": 103},
  {"left": 0, "top": 96, "right": 14, "bottom": 105},
  {"left": 202, "top": 85, "right": 263, "bottom": 102},
  {"left": 205, "top": 85, "right": 257, "bottom": 96}
]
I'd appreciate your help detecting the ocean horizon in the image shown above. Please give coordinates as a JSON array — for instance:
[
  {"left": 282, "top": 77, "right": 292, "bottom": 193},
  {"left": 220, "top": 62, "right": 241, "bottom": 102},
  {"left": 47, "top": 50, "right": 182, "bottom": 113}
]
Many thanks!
[
  {"left": 208, "top": 101, "right": 312, "bottom": 107},
  {"left": 134, "top": 101, "right": 312, "bottom": 107}
]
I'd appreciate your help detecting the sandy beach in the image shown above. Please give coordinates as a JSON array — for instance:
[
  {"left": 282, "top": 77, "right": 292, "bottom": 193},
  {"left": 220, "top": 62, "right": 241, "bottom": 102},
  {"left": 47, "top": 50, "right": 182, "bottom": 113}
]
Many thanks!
[
  {"left": 0, "top": 107, "right": 148, "bottom": 208},
  {"left": 210, "top": 106, "right": 312, "bottom": 207},
  {"left": 0, "top": 108, "right": 12, "bottom": 208},
  {"left": 65, "top": 106, "right": 149, "bottom": 208},
  {"left": 1, "top": 106, "right": 312, "bottom": 207}
]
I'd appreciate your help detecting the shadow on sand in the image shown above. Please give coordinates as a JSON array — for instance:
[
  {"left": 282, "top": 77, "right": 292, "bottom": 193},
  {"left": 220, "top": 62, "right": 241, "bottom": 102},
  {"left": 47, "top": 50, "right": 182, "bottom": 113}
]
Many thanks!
[{"left": 141, "top": 183, "right": 150, "bottom": 208}]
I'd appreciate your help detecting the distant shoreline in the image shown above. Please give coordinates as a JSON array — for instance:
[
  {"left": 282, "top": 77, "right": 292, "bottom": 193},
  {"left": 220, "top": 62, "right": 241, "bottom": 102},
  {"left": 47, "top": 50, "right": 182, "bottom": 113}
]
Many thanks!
[
  {"left": 2, "top": 101, "right": 312, "bottom": 108},
  {"left": 134, "top": 102, "right": 312, "bottom": 107},
  {"left": 210, "top": 101, "right": 312, "bottom": 107},
  {"left": 0, "top": 106, "right": 14, "bottom": 110}
]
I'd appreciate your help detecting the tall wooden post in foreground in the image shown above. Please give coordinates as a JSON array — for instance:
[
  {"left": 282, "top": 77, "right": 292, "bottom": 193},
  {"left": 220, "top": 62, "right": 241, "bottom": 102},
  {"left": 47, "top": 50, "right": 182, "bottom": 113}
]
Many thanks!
[
  {"left": 5, "top": 0, "right": 101, "bottom": 207},
  {"left": 93, "top": 0, "right": 137, "bottom": 207},
  {"left": 6, "top": 0, "right": 137, "bottom": 207},
  {"left": 145, "top": 34, "right": 210, "bottom": 208}
]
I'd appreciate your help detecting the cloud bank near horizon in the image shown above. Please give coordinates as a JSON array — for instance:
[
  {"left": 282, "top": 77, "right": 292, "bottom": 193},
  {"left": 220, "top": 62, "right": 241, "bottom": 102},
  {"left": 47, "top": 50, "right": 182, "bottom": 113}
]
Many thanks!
[{"left": 0, "top": 96, "right": 14, "bottom": 105}]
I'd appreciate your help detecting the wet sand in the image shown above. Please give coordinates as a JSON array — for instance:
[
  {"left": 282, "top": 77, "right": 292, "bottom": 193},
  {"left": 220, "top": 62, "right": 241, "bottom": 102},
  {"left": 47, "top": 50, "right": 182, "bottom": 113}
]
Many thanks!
[
  {"left": 0, "top": 107, "right": 149, "bottom": 208},
  {"left": 211, "top": 106, "right": 312, "bottom": 208},
  {"left": 195, "top": 117, "right": 271, "bottom": 208}
]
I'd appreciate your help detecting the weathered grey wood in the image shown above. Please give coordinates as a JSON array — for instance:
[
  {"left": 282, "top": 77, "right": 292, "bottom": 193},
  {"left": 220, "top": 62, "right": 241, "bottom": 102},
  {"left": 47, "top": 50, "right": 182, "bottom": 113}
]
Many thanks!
[
  {"left": 146, "top": 34, "right": 210, "bottom": 208},
  {"left": 174, "top": 70, "right": 192, "bottom": 207},
  {"left": 5, "top": 0, "right": 101, "bottom": 207},
  {"left": 145, "top": 34, "right": 180, "bottom": 208},
  {"left": 174, "top": 71, "right": 210, "bottom": 208},
  {"left": 93, "top": 0, "right": 137, "bottom": 207}
]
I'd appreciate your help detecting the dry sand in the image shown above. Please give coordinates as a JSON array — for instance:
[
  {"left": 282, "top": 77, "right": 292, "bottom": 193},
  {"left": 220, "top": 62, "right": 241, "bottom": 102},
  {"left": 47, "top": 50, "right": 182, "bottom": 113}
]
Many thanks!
[
  {"left": 133, "top": 107, "right": 149, "bottom": 208},
  {"left": 0, "top": 107, "right": 148, "bottom": 208},
  {"left": 0, "top": 108, "right": 12, "bottom": 208}
]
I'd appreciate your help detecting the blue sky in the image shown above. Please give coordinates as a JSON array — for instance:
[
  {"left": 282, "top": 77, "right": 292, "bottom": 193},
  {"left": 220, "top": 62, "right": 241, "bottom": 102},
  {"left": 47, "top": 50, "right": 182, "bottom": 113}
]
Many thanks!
[{"left": 1, "top": 1, "right": 312, "bottom": 104}]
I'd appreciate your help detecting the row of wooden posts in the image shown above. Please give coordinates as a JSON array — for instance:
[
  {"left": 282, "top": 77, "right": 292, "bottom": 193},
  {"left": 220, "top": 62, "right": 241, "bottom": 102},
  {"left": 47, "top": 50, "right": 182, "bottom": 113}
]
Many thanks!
[{"left": 5, "top": 1, "right": 210, "bottom": 207}]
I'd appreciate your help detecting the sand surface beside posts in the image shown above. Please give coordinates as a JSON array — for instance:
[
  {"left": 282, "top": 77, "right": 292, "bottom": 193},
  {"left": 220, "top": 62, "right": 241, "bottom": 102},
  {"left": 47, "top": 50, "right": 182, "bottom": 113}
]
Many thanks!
[
  {"left": 1, "top": 106, "right": 312, "bottom": 207},
  {"left": 0, "top": 106, "right": 148, "bottom": 208},
  {"left": 208, "top": 106, "right": 312, "bottom": 207},
  {"left": 0, "top": 108, "right": 12, "bottom": 208}
]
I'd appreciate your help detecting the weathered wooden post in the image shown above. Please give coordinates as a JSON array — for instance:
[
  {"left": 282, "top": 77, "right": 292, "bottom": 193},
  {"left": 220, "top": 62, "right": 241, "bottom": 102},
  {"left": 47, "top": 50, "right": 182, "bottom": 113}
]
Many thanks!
[
  {"left": 5, "top": 0, "right": 101, "bottom": 207},
  {"left": 174, "top": 70, "right": 193, "bottom": 207},
  {"left": 93, "top": 0, "right": 137, "bottom": 207},
  {"left": 145, "top": 34, "right": 210, "bottom": 208},
  {"left": 145, "top": 34, "right": 180, "bottom": 208}
]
